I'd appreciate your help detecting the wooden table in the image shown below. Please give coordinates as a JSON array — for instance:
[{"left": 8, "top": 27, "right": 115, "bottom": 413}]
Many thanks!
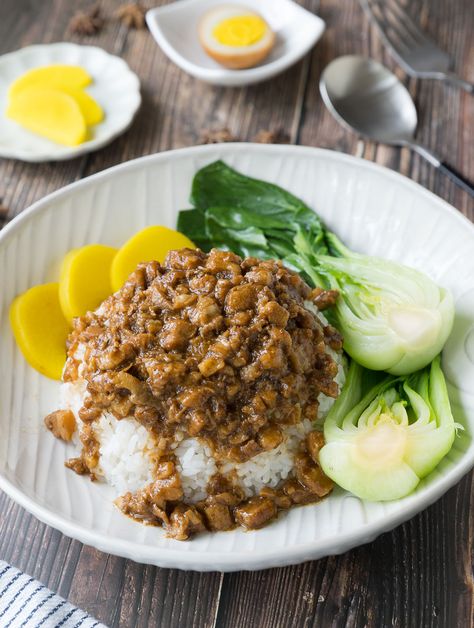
[{"left": 0, "top": 1, "right": 473, "bottom": 626}]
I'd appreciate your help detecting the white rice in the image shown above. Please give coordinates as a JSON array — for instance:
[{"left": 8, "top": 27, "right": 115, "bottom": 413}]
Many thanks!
[
  {"left": 94, "top": 415, "right": 156, "bottom": 494},
  {"left": 173, "top": 437, "right": 218, "bottom": 501},
  {"left": 61, "top": 304, "right": 346, "bottom": 502},
  {"left": 59, "top": 378, "right": 85, "bottom": 414},
  {"left": 220, "top": 419, "right": 314, "bottom": 496}
]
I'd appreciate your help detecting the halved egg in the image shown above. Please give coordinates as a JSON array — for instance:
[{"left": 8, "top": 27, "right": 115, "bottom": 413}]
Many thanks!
[{"left": 199, "top": 5, "right": 276, "bottom": 70}]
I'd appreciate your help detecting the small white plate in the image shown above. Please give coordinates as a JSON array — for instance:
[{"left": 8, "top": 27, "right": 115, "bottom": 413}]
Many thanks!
[
  {"left": 0, "top": 43, "right": 141, "bottom": 162},
  {"left": 0, "top": 144, "right": 473, "bottom": 572},
  {"left": 146, "top": 0, "right": 325, "bottom": 86}
]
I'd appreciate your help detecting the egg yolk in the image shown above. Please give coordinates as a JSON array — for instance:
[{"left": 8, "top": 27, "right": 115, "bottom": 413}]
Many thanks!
[{"left": 213, "top": 14, "right": 267, "bottom": 47}]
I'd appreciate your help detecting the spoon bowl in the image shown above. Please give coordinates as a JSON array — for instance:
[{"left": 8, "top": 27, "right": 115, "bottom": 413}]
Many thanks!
[
  {"left": 320, "top": 55, "right": 417, "bottom": 144},
  {"left": 319, "top": 55, "right": 473, "bottom": 195}
]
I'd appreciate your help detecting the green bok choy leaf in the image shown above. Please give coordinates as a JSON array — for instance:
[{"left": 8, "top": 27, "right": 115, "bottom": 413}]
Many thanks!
[
  {"left": 319, "top": 356, "right": 461, "bottom": 501},
  {"left": 178, "top": 161, "right": 454, "bottom": 375}
]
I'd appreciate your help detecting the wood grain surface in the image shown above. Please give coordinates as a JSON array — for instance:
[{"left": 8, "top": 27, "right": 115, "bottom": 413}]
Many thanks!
[{"left": 0, "top": 1, "right": 473, "bottom": 626}]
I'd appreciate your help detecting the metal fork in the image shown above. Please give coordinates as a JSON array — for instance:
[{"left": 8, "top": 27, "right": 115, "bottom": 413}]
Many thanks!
[{"left": 360, "top": 0, "right": 474, "bottom": 93}]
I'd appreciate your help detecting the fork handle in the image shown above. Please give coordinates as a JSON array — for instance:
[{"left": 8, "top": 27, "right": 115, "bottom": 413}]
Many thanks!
[
  {"left": 409, "top": 142, "right": 474, "bottom": 196},
  {"left": 443, "top": 72, "right": 474, "bottom": 94}
]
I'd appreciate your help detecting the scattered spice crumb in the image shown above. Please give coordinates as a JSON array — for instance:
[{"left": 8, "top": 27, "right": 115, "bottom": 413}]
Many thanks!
[
  {"left": 68, "top": 5, "right": 104, "bottom": 36},
  {"left": 116, "top": 3, "right": 147, "bottom": 29},
  {"left": 253, "top": 128, "right": 290, "bottom": 144},
  {"left": 199, "top": 128, "right": 239, "bottom": 144},
  {"left": 0, "top": 203, "right": 9, "bottom": 228},
  {"left": 302, "top": 591, "right": 314, "bottom": 605},
  {"left": 318, "top": 594, "right": 325, "bottom": 603}
]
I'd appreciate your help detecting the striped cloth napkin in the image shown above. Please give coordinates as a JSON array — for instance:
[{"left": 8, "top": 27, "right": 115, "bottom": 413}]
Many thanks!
[{"left": 0, "top": 561, "right": 107, "bottom": 628}]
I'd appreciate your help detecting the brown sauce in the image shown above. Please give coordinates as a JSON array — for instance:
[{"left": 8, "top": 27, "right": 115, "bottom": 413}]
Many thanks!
[{"left": 48, "top": 248, "right": 343, "bottom": 539}]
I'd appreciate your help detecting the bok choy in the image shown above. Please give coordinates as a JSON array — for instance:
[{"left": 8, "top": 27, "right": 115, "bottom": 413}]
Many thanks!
[
  {"left": 178, "top": 160, "right": 454, "bottom": 375},
  {"left": 306, "top": 232, "right": 454, "bottom": 375},
  {"left": 318, "top": 356, "right": 460, "bottom": 501}
]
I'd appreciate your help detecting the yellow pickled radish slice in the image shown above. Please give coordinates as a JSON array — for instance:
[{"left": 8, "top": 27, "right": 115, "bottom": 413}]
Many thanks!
[
  {"left": 59, "top": 244, "right": 118, "bottom": 322},
  {"left": 9, "top": 283, "right": 70, "bottom": 380},
  {"left": 59, "top": 86, "right": 104, "bottom": 126},
  {"left": 8, "top": 65, "right": 92, "bottom": 99},
  {"left": 7, "top": 86, "right": 87, "bottom": 146},
  {"left": 111, "top": 226, "right": 196, "bottom": 292}
]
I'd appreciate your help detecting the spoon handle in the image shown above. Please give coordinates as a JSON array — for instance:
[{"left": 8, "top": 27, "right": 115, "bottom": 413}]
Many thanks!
[
  {"left": 437, "top": 162, "right": 474, "bottom": 196},
  {"left": 443, "top": 72, "right": 474, "bottom": 94},
  {"left": 408, "top": 142, "right": 474, "bottom": 196}
]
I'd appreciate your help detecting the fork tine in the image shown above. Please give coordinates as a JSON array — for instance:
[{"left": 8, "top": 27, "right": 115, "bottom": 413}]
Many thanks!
[
  {"left": 385, "top": 0, "right": 433, "bottom": 47},
  {"left": 361, "top": 0, "right": 457, "bottom": 80},
  {"left": 379, "top": 3, "right": 422, "bottom": 49},
  {"left": 368, "top": 0, "right": 421, "bottom": 49},
  {"left": 362, "top": 0, "right": 415, "bottom": 58}
]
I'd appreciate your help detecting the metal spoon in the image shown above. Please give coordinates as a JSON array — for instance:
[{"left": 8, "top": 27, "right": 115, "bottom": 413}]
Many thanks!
[{"left": 320, "top": 55, "right": 473, "bottom": 196}]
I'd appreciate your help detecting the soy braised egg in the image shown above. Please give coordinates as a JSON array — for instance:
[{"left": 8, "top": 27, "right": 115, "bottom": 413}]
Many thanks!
[{"left": 199, "top": 5, "right": 276, "bottom": 70}]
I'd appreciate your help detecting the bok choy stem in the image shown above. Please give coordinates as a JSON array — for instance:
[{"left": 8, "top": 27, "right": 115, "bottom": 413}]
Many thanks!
[{"left": 319, "top": 356, "right": 461, "bottom": 501}]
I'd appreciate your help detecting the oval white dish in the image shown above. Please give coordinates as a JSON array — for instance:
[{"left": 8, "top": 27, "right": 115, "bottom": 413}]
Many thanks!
[
  {"left": 0, "top": 43, "right": 141, "bottom": 162},
  {"left": 146, "top": 0, "right": 325, "bottom": 86},
  {"left": 0, "top": 144, "right": 473, "bottom": 572}
]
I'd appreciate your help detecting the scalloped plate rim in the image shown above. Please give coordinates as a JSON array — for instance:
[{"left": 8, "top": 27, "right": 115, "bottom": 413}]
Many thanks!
[{"left": 0, "top": 42, "right": 141, "bottom": 162}]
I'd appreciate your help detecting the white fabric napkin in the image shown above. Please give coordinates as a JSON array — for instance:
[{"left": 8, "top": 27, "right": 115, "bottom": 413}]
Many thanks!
[{"left": 0, "top": 561, "right": 107, "bottom": 628}]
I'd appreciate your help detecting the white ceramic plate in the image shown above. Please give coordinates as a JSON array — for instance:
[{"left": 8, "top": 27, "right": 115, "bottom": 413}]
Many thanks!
[
  {"left": 0, "top": 144, "right": 473, "bottom": 572},
  {"left": 146, "top": 0, "right": 325, "bottom": 86},
  {"left": 0, "top": 43, "right": 141, "bottom": 162}
]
